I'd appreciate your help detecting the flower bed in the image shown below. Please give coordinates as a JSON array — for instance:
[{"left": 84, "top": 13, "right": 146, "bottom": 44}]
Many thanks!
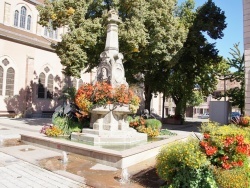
[{"left": 156, "top": 121, "right": 250, "bottom": 187}]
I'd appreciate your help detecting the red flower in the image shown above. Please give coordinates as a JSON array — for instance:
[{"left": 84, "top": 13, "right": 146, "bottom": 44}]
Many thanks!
[
  {"left": 236, "top": 135, "right": 244, "bottom": 145},
  {"left": 203, "top": 133, "right": 210, "bottom": 139},
  {"left": 224, "top": 136, "right": 235, "bottom": 147},
  {"left": 221, "top": 155, "right": 229, "bottom": 162},
  {"left": 200, "top": 141, "right": 208, "bottom": 148},
  {"left": 205, "top": 146, "right": 217, "bottom": 156},
  {"left": 236, "top": 144, "right": 250, "bottom": 155},
  {"left": 222, "top": 162, "right": 231, "bottom": 170}
]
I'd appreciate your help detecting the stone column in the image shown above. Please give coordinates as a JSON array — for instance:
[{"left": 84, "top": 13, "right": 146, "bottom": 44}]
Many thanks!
[
  {"left": 244, "top": 0, "right": 250, "bottom": 115},
  {"left": 3, "top": 2, "right": 11, "bottom": 25},
  {"left": 24, "top": 57, "right": 35, "bottom": 117},
  {"left": 104, "top": 10, "right": 121, "bottom": 56}
]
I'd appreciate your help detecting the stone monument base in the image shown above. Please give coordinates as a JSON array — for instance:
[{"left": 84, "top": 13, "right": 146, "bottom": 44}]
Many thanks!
[
  {"left": 71, "top": 104, "right": 147, "bottom": 145},
  {"left": 71, "top": 129, "right": 147, "bottom": 145}
]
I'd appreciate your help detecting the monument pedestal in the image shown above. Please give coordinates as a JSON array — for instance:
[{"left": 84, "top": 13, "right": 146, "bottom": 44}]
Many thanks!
[{"left": 71, "top": 104, "right": 147, "bottom": 145}]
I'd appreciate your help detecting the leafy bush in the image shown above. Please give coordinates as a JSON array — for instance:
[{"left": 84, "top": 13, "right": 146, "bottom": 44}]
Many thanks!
[
  {"left": 53, "top": 116, "right": 82, "bottom": 135},
  {"left": 213, "top": 165, "right": 250, "bottom": 188},
  {"left": 201, "top": 122, "right": 250, "bottom": 144},
  {"left": 145, "top": 119, "right": 162, "bottom": 130},
  {"left": 156, "top": 138, "right": 216, "bottom": 187},
  {"left": 128, "top": 116, "right": 146, "bottom": 128},
  {"left": 128, "top": 116, "right": 160, "bottom": 137}
]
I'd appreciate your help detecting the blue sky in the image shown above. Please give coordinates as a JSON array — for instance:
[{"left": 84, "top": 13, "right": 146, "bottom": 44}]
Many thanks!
[{"left": 179, "top": 0, "right": 243, "bottom": 59}]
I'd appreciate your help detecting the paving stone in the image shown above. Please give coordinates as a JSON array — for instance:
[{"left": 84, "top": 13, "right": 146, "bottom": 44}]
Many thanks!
[{"left": 0, "top": 152, "right": 88, "bottom": 188}]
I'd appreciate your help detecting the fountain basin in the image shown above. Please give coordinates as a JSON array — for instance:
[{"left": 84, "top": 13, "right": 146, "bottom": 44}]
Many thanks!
[{"left": 20, "top": 131, "right": 188, "bottom": 169}]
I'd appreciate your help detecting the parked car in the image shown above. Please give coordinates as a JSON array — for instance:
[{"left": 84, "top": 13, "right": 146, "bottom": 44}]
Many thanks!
[
  {"left": 198, "top": 113, "right": 209, "bottom": 119},
  {"left": 231, "top": 112, "right": 241, "bottom": 122}
]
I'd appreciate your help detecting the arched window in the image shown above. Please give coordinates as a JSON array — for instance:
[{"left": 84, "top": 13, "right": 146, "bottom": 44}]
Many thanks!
[
  {"left": 5, "top": 68, "right": 15, "bottom": 96},
  {"left": 47, "top": 74, "right": 53, "bottom": 99},
  {"left": 20, "top": 6, "right": 26, "bottom": 28},
  {"left": 38, "top": 73, "right": 45, "bottom": 98},
  {"left": 0, "top": 66, "right": 3, "bottom": 95},
  {"left": 78, "top": 79, "right": 83, "bottom": 89},
  {"left": 14, "top": 10, "right": 19, "bottom": 27},
  {"left": 72, "top": 78, "right": 77, "bottom": 88},
  {"left": 27, "top": 15, "right": 31, "bottom": 30}
]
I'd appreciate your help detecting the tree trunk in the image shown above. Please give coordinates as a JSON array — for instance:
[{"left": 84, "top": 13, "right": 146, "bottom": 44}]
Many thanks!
[
  {"left": 174, "top": 97, "right": 186, "bottom": 117},
  {"left": 144, "top": 84, "right": 152, "bottom": 113},
  {"left": 162, "top": 91, "right": 165, "bottom": 118}
]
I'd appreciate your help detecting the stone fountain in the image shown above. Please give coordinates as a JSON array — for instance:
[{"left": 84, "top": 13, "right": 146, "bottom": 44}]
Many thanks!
[{"left": 71, "top": 10, "right": 147, "bottom": 145}]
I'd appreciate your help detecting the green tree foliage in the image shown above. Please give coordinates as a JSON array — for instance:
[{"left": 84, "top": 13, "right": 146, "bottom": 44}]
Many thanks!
[
  {"left": 225, "top": 43, "right": 244, "bottom": 113},
  {"left": 37, "top": 0, "right": 188, "bottom": 111},
  {"left": 166, "top": 0, "right": 227, "bottom": 116},
  {"left": 186, "top": 90, "right": 204, "bottom": 107}
]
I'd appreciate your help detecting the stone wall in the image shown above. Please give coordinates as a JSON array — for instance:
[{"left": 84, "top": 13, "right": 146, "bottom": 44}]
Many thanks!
[{"left": 244, "top": 0, "right": 250, "bottom": 115}]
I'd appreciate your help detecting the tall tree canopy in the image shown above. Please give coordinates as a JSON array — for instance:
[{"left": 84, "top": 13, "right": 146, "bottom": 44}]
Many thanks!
[
  {"left": 165, "top": 0, "right": 227, "bottom": 116},
  {"left": 37, "top": 0, "right": 188, "bottom": 112},
  {"left": 37, "top": 0, "right": 187, "bottom": 76}
]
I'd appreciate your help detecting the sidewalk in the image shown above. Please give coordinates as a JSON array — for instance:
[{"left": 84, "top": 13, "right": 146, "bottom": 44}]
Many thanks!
[
  {"left": 0, "top": 117, "right": 89, "bottom": 188},
  {"left": 0, "top": 117, "right": 203, "bottom": 188}
]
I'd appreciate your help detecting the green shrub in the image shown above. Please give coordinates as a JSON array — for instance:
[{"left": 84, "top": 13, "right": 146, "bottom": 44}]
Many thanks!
[
  {"left": 53, "top": 116, "right": 82, "bottom": 135},
  {"left": 156, "top": 138, "right": 217, "bottom": 187},
  {"left": 145, "top": 119, "right": 162, "bottom": 130},
  {"left": 201, "top": 122, "right": 250, "bottom": 147},
  {"left": 213, "top": 165, "right": 250, "bottom": 188}
]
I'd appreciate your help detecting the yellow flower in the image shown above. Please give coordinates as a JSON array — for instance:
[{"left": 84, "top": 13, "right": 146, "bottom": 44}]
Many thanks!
[{"left": 67, "top": 7, "right": 75, "bottom": 15}]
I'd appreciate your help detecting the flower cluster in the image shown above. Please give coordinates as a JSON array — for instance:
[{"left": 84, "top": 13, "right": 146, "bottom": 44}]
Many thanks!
[
  {"left": 40, "top": 125, "right": 62, "bottom": 137},
  {"left": 75, "top": 82, "right": 140, "bottom": 116},
  {"left": 232, "top": 115, "right": 250, "bottom": 127},
  {"left": 129, "top": 117, "right": 145, "bottom": 128},
  {"left": 200, "top": 132, "right": 250, "bottom": 170}
]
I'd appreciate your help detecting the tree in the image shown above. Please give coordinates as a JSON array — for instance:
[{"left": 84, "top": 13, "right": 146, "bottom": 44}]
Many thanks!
[
  {"left": 225, "top": 44, "right": 244, "bottom": 114},
  {"left": 37, "top": 0, "right": 188, "bottom": 112},
  {"left": 165, "top": 0, "right": 227, "bottom": 117}
]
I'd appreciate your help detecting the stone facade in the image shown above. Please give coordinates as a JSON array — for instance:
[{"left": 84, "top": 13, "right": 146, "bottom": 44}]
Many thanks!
[
  {"left": 244, "top": 0, "right": 250, "bottom": 115},
  {"left": 0, "top": 0, "right": 94, "bottom": 117}
]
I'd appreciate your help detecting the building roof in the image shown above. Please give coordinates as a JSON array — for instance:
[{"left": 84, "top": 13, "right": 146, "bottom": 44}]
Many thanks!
[{"left": 0, "top": 23, "right": 55, "bottom": 52}]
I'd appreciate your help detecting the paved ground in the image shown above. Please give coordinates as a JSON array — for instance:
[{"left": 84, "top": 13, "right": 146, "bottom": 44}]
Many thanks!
[{"left": 0, "top": 117, "right": 206, "bottom": 188}]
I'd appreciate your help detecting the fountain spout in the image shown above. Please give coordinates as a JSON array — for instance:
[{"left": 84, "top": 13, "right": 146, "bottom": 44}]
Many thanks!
[{"left": 62, "top": 151, "right": 68, "bottom": 164}]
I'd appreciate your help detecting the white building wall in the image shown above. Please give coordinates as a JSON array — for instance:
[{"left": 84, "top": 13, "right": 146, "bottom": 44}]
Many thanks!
[
  {"left": 0, "top": 0, "right": 91, "bottom": 116},
  {"left": 244, "top": 0, "right": 250, "bottom": 115}
]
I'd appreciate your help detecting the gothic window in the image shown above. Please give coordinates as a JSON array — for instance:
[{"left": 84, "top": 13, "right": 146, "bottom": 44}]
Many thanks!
[
  {"left": 47, "top": 74, "right": 53, "bottom": 99},
  {"left": 0, "top": 66, "right": 3, "bottom": 95},
  {"left": 38, "top": 73, "right": 45, "bottom": 98},
  {"left": 20, "top": 6, "right": 26, "bottom": 28},
  {"left": 27, "top": 15, "right": 31, "bottom": 30},
  {"left": 44, "top": 21, "right": 58, "bottom": 39},
  {"left": 14, "top": 10, "right": 19, "bottom": 26},
  {"left": 5, "top": 67, "right": 15, "bottom": 96},
  {"left": 78, "top": 79, "right": 83, "bottom": 89}
]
